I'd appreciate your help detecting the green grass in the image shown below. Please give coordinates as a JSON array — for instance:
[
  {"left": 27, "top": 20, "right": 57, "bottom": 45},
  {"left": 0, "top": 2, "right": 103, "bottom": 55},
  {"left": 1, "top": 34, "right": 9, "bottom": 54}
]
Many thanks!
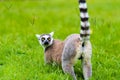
[{"left": 0, "top": 0, "right": 120, "bottom": 80}]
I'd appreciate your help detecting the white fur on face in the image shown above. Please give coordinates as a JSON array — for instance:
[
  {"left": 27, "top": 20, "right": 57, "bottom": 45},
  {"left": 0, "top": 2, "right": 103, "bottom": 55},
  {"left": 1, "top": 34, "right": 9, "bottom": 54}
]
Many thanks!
[
  {"left": 39, "top": 35, "right": 53, "bottom": 48},
  {"left": 36, "top": 32, "right": 54, "bottom": 48}
]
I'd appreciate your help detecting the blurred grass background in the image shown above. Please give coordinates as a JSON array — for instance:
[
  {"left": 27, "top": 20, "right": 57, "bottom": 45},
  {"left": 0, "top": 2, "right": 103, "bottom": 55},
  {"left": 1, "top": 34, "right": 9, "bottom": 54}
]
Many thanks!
[{"left": 0, "top": 0, "right": 120, "bottom": 80}]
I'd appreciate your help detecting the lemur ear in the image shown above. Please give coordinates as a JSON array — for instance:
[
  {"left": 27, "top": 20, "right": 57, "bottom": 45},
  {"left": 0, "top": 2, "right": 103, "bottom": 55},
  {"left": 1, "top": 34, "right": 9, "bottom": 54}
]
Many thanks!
[
  {"left": 36, "top": 34, "right": 40, "bottom": 39},
  {"left": 50, "top": 32, "right": 54, "bottom": 37}
]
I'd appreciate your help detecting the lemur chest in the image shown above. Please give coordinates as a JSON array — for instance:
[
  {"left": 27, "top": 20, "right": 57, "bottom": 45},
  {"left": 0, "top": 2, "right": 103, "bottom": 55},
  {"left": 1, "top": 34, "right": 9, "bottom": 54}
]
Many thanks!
[{"left": 45, "top": 40, "right": 64, "bottom": 64}]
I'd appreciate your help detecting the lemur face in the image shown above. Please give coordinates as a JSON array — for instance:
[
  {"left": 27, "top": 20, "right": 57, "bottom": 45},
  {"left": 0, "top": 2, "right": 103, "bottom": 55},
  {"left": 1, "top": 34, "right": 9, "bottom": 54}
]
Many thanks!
[{"left": 36, "top": 32, "right": 54, "bottom": 47}]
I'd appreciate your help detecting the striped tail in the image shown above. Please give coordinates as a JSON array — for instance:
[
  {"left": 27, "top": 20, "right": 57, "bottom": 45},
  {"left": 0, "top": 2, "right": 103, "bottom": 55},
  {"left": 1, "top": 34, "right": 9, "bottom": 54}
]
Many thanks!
[{"left": 79, "top": 0, "right": 90, "bottom": 42}]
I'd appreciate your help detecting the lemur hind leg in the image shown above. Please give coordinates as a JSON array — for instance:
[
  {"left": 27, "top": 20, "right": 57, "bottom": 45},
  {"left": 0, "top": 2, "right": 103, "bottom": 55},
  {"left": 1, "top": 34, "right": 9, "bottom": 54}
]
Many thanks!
[
  {"left": 62, "top": 59, "right": 77, "bottom": 80},
  {"left": 82, "top": 41, "right": 92, "bottom": 80},
  {"left": 62, "top": 41, "right": 77, "bottom": 80}
]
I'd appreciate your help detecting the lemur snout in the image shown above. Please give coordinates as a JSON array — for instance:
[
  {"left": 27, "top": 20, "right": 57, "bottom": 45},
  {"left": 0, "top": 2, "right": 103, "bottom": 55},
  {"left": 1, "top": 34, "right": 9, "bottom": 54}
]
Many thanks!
[{"left": 44, "top": 41, "right": 49, "bottom": 45}]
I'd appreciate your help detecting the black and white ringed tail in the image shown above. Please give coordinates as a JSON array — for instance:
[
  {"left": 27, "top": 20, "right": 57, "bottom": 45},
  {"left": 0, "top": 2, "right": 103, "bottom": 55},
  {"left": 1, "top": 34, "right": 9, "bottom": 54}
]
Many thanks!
[{"left": 79, "top": 0, "right": 90, "bottom": 42}]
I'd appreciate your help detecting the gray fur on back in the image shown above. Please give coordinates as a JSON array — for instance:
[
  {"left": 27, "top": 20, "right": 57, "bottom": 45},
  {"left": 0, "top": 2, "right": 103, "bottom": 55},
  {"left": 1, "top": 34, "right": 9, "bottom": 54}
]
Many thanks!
[{"left": 62, "top": 34, "right": 82, "bottom": 61}]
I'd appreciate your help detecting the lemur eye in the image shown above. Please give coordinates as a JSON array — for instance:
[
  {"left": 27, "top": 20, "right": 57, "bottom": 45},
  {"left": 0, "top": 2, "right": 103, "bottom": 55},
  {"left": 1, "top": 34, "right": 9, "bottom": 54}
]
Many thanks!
[
  {"left": 47, "top": 37, "right": 51, "bottom": 41},
  {"left": 41, "top": 37, "right": 45, "bottom": 42}
]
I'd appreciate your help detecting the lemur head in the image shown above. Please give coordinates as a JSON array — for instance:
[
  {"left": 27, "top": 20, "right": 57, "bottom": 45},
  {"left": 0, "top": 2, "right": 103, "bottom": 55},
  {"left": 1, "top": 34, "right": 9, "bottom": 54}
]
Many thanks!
[{"left": 36, "top": 32, "right": 54, "bottom": 48}]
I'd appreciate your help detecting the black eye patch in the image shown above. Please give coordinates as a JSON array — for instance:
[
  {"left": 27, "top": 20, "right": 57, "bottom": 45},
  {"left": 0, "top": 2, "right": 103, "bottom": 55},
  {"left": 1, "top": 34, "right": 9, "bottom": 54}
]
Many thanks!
[
  {"left": 41, "top": 37, "right": 45, "bottom": 42},
  {"left": 47, "top": 37, "right": 51, "bottom": 41}
]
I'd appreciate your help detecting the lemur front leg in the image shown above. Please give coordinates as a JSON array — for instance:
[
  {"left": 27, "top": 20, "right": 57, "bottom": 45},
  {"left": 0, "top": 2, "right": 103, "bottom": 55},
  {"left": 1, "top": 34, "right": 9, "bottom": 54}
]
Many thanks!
[
  {"left": 82, "top": 42, "right": 92, "bottom": 80},
  {"left": 44, "top": 53, "right": 52, "bottom": 64}
]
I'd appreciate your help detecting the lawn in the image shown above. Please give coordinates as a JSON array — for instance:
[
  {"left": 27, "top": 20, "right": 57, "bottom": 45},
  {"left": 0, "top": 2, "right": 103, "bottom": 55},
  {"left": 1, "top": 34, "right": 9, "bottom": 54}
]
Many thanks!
[{"left": 0, "top": 0, "right": 120, "bottom": 80}]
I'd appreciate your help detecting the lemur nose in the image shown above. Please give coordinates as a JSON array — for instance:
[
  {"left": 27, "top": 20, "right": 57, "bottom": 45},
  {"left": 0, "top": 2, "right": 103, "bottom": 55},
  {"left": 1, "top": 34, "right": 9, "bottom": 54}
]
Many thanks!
[{"left": 44, "top": 41, "right": 49, "bottom": 45}]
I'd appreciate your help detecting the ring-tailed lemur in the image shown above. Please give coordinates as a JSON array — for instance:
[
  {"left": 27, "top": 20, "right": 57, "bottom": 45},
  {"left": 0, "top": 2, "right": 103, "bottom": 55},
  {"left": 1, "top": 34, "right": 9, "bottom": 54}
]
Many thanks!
[{"left": 36, "top": 0, "right": 92, "bottom": 80}]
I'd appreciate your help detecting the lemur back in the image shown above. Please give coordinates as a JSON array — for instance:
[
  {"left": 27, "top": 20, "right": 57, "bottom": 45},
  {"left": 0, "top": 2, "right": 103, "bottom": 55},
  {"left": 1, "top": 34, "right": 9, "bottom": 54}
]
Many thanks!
[{"left": 62, "top": 35, "right": 92, "bottom": 80}]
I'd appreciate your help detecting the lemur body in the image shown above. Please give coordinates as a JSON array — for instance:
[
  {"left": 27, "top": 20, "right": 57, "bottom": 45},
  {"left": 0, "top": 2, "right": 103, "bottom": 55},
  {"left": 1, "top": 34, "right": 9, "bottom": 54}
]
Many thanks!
[{"left": 36, "top": 0, "right": 92, "bottom": 80}]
